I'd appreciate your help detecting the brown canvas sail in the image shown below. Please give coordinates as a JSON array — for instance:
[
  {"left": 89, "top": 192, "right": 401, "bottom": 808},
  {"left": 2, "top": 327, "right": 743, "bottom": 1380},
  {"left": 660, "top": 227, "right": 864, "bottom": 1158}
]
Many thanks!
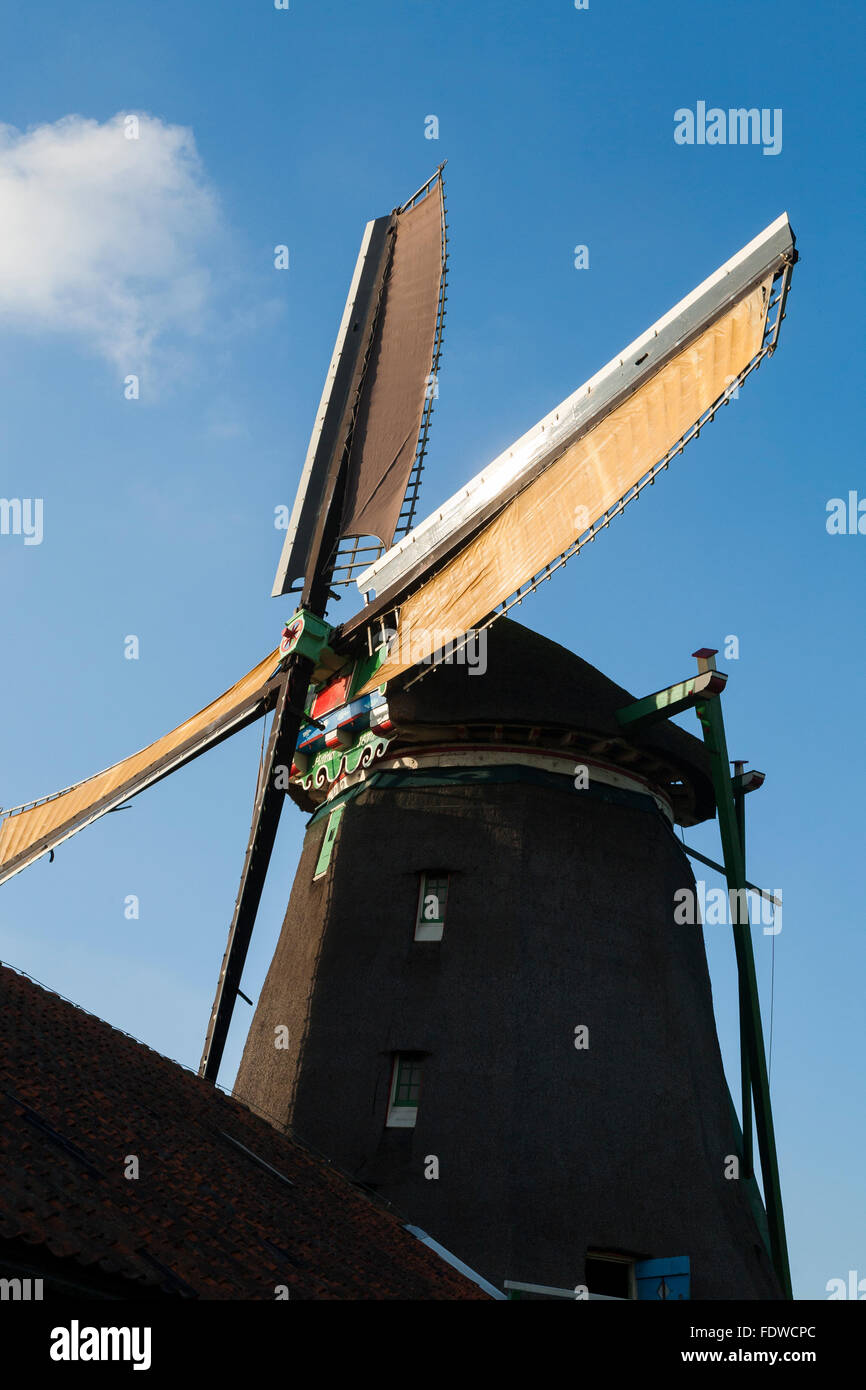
[{"left": 340, "top": 180, "right": 445, "bottom": 547}]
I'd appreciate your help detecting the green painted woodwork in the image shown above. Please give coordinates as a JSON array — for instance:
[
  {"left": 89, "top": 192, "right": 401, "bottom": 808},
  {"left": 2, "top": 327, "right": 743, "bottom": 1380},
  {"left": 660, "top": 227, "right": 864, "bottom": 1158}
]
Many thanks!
[
  {"left": 681, "top": 843, "right": 779, "bottom": 909},
  {"left": 695, "top": 693, "right": 792, "bottom": 1299},
  {"left": 282, "top": 608, "right": 334, "bottom": 661},
  {"left": 297, "top": 728, "right": 392, "bottom": 795},
  {"left": 615, "top": 664, "right": 791, "bottom": 1299},
  {"left": 732, "top": 769, "right": 754, "bottom": 1180},
  {"left": 347, "top": 644, "right": 389, "bottom": 698},
  {"left": 312, "top": 804, "right": 345, "bottom": 880},
  {"left": 615, "top": 670, "right": 726, "bottom": 728}
]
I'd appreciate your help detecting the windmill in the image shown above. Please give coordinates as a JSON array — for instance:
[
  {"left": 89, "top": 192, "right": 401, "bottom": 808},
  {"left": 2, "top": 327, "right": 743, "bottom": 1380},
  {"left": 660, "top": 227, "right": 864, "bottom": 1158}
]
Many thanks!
[{"left": 0, "top": 172, "right": 797, "bottom": 1299}]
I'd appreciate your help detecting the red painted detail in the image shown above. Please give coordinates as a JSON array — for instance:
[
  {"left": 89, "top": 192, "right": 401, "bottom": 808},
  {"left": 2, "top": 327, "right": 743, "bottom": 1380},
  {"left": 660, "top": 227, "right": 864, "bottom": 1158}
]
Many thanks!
[
  {"left": 311, "top": 674, "right": 353, "bottom": 720},
  {"left": 280, "top": 618, "right": 303, "bottom": 656}
]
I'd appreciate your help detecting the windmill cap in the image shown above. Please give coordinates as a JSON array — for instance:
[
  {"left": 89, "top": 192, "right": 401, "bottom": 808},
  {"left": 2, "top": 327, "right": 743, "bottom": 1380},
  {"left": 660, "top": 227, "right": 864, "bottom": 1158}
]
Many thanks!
[{"left": 387, "top": 618, "right": 715, "bottom": 826}]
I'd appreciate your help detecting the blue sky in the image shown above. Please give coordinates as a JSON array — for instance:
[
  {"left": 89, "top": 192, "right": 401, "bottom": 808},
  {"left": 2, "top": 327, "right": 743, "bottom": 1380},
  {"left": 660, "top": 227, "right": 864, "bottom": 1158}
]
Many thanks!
[{"left": 0, "top": 0, "right": 863, "bottom": 1300}]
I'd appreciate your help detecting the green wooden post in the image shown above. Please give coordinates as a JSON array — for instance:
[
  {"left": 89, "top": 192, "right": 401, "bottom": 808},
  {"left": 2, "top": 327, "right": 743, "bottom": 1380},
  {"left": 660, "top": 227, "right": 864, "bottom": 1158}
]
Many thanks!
[
  {"left": 731, "top": 761, "right": 754, "bottom": 1181},
  {"left": 692, "top": 652, "right": 792, "bottom": 1299}
]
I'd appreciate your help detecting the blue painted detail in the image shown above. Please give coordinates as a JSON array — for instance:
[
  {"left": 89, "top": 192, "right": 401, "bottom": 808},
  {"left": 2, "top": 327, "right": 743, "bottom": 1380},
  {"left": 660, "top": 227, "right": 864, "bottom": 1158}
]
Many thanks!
[
  {"left": 635, "top": 1256, "right": 690, "bottom": 1301},
  {"left": 297, "top": 693, "right": 387, "bottom": 756}
]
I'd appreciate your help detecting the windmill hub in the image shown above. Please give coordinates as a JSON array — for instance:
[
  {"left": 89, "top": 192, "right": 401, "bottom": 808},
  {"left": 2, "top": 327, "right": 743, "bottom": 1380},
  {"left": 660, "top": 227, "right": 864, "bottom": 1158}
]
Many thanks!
[
  {"left": 279, "top": 608, "right": 344, "bottom": 683},
  {"left": 284, "top": 619, "right": 715, "bottom": 827}
]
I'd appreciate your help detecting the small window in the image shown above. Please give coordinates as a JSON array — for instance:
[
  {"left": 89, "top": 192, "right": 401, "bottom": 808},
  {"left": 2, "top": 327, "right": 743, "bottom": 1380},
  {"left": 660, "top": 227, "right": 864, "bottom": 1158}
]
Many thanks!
[
  {"left": 386, "top": 1055, "right": 423, "bottom": 1128},
  {"left": 585, "top": 1253, "right": 636, "bottom": 1300},
  {"left": 415, "top": 872, "right": 449, "bottom": 941}
]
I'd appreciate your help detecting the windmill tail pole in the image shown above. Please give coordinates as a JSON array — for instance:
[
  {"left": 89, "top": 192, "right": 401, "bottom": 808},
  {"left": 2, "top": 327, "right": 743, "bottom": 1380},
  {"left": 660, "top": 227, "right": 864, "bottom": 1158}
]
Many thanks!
[
  {"left": 732, "top": 758, "right": 754, "bottom": 1181},
  {"left": 198, "top": 655, "right": 313, "bottom": 1082},
  {"left": 692, "top": 650, "right": 792, "bottom": 1300}
]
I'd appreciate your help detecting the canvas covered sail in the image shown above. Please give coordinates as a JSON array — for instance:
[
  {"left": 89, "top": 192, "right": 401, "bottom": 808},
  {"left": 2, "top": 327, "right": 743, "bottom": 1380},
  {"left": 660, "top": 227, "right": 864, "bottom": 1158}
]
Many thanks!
[
  {"left": 272, "top": 170, "right": 447, "bottom": 597},
  {"left": 357, "top": 281, "right": 772, "bottom": 693},
  {"left": 349, "top": 212, "right": 796, "bottom": 693},
  {"left": 339, "top": 177, "right": 446, "bottom": 547},
  {"left": 0, "top": 649, "right": 282, "bottom": 885}
]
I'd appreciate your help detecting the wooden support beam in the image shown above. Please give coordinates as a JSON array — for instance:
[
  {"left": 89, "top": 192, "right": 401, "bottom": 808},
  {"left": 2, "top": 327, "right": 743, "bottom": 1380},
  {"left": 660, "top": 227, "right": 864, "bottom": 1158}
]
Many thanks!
[
  {"left": 694, "top": 689, "right": 792, "bottom": 1299},
  {"left": 198, "top": 656, "right": 313, "bottom": 1082},
  {"left": 615, "top": 669, "right": 727, "bottom": 729}
]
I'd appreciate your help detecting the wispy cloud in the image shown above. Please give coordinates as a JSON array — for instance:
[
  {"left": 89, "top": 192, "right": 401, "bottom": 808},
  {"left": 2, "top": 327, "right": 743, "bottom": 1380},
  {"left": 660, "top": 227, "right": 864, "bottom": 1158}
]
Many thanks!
[{"left": 0, "top": 112, "right": 223, "bottom": 374}]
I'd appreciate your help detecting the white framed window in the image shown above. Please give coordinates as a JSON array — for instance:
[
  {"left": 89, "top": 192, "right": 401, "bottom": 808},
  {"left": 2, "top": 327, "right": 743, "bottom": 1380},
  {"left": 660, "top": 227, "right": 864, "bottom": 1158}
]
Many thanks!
[
  {"left": 415, "top": 872, "right": 449, "bottom": 941},
  {"left": 386, "top": 1054, "right": 423, "bottom": 1128}
]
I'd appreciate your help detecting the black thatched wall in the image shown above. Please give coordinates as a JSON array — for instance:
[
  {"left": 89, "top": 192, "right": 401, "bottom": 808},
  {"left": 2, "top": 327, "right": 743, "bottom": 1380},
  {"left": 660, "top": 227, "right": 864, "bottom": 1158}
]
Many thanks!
[
  {"left": 234, "top": 624, "right": 780, "bottom": 1299},
  {"left": 236, "top": 797, "right": 779, "bottom": 1299}
]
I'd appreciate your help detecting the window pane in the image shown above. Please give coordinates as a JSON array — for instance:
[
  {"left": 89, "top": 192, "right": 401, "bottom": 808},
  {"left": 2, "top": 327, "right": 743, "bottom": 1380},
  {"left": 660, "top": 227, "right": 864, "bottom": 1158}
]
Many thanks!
[
  {"left": 396, "top": 1058, "right": 421, "bottom": 1106},
  {"left": 387, "top": 1055, "right": 422, "bottom": 1129},
  {"left": 416, "top": 873, "right": 449, "bottom": 937}
]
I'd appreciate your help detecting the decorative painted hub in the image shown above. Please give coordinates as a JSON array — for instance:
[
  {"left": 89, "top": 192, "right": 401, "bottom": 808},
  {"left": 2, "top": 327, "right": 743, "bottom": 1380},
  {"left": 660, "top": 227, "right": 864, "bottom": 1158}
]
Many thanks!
[
  {"left": 276, "top": 608, "right": 343, "bottom": 683},
  {"left": 280, "top": 616, "right": 305, "bottom": 656}
]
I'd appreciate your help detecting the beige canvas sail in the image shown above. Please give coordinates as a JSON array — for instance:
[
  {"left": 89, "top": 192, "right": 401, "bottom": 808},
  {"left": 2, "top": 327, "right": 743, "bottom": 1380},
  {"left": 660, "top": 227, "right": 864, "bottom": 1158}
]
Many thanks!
[
  {"left": 358, "top": 280, "right": 771, "bottom": 695},
  {"left": 0, "top": 648, "right": 281, "bottom": 884}
]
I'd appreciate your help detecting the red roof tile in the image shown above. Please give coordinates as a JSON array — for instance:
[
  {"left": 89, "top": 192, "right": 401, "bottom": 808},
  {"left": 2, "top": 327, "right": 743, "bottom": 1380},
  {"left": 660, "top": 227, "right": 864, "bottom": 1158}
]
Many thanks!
[{"left": 0, "top": 964, "right": 488, "bottom": 1300}]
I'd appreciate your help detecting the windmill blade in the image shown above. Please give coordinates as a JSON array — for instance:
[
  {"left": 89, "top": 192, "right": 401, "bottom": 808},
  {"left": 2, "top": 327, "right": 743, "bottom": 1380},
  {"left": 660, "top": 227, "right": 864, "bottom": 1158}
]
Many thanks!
[
  {"left": 338, "top": 171, "right": 447, "bottom": 549},
  {"left": 347, "top": 214, "right": 795, "bottom": 694},
  {"left": 197, "top": 172, "right": 448, "bottom": 1083},
  {"left": 0, "top": 648, "right": 283, "bottom": 886},
  {"left": 270, "top": 214, "right": 394, "bottom": 597},
  {"left": 199, "top": 657, "right": 312, "bottom": 1081},
  {"left": 272, "top": 167, "right": 448, "bottom": 598},
  {"left": 354, "top": 213, "right": 794, "bottom": 609}
]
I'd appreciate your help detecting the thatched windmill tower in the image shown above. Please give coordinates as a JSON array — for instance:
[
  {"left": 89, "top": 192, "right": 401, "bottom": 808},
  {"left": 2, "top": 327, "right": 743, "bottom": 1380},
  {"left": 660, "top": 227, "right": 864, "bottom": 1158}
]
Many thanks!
[{"left": 233, "top": 619, "right": 781, "bottom": 1299}]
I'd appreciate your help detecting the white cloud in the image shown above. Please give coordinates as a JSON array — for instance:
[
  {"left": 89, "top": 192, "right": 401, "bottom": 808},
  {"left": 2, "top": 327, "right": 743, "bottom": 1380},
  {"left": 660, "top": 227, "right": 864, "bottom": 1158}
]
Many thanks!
[{"left": 0, "top": 112, "right": 222, "bottom": 372}]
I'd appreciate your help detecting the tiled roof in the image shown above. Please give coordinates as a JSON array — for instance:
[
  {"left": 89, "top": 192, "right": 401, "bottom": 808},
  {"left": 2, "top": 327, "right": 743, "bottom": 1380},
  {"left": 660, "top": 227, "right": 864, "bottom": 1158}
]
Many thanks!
[{"left": 0, "top": 964, "right": 488, "bottom": 1299}]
